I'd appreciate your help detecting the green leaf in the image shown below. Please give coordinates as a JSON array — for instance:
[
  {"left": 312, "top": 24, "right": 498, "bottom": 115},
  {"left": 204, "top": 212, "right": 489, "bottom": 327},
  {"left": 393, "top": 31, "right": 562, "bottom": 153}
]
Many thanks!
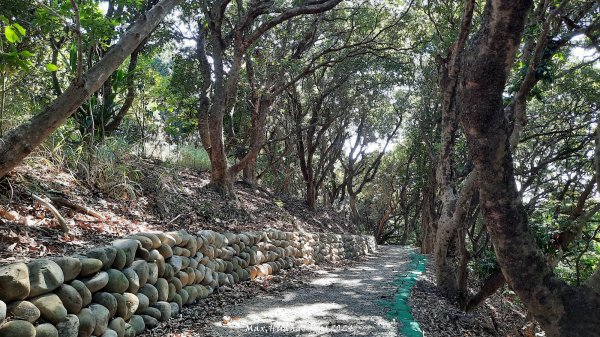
[
  {"left": 46, "top": 63, "right": 59, "bottom": 72},
  {"left": 4, "top": 26, "right": 19, "bottom": 43},
  {"left": 12, "top": 23, "right": 26, "bottom": 36},
  {"left": 20, "top": 50, "right": 34, "bottom": 58}
]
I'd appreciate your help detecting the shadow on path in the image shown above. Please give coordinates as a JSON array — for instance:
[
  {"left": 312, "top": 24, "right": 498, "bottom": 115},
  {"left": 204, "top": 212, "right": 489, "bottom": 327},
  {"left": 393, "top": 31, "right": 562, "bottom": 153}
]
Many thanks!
[{"left": 209, "top": 245, "right": 414, "bottom": 336}]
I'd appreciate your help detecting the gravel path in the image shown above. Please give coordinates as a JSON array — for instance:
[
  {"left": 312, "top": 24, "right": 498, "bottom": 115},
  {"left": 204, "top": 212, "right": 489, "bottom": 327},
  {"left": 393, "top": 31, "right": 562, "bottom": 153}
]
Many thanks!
[{"left": 208, "top": 245, "right": 414, "bottom": 336}]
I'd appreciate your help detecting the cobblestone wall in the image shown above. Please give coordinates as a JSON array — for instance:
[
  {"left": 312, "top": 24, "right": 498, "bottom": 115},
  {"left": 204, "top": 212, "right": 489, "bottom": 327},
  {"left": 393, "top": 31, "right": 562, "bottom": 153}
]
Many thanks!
[{"left": 0, "top": 229, "right": 377, "bottom": 337}]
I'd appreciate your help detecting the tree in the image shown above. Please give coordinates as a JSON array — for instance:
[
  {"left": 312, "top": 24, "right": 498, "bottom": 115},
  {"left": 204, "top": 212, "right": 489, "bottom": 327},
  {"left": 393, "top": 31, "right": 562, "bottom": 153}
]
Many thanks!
[
  {"left": 458, "top": 0, "right": 600, "bottom": 335},
  {"left": 431, "top": 0, "right": 600, "bottom": 310},
  {"left": 194, "top": 0, "right": 343, "bottom": 197},
  {"left": 288, "top": 67, "right": 350, "bottom": 210},
  {"left": 0, "top": 0, "right": 181, "bottom": 178}
]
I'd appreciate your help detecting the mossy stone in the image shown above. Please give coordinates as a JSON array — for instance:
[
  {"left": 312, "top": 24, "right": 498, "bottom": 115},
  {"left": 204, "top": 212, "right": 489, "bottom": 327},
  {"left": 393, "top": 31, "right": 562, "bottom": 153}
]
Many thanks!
[
  {"left": 56, "top": 314, "right": 79, "bottom": 337},
  {"left": 0, "top": 320, "right": 36, "bottom": 337},
  {"left": 93, "top": 292, "right": 117, "bottom": 318},
  {"left": 76, "top": 307, "right": 95, "bottom": 337},
  {"left": 78, "top": 258, "right": 103, "bottom": 277},
  {"left": 104, "top": 269, "right": 129, "bottom": 293},
  {"left": 51, "top": 257, "right": 82, "bottom": 282},
  {"left": 56, "top": 284, "right": 82, "bottom": 314},
  {"left": 35, "top": 323, "right": 59, "bottom": 337},
  {"left": 70, "top": 282, "right": 91, "bottom": 309},
  {"left": 82, "top": 271, "right": 109, "bottom": 293},
  {"left": 108, "top": 317, "right": 125, "bottom": 337}
]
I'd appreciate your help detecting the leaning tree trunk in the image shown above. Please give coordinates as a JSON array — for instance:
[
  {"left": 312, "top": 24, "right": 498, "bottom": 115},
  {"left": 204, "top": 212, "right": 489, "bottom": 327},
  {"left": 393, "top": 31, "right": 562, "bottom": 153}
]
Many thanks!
[
  {"left": 0, "top": 0, "right": 181, "bottom": 178},
  {"left": 458, "top": 0, "right": 600, "bottom": 335},
  {"left": 104, "top": 46, "right": 143, "bottom": 134}
]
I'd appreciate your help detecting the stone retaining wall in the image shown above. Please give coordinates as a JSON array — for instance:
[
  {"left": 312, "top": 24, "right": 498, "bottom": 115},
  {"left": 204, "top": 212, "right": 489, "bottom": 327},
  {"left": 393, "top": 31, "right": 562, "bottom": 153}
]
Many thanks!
[{"left": 0, "top": 229, "right": 377, "bottom": 337}]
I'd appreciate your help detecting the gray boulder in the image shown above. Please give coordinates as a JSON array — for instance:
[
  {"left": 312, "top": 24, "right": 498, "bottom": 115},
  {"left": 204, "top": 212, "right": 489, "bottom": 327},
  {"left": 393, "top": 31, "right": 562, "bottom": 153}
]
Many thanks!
[
  {"left": 69, "top": 280, "right": 92, "bottom": 307},
  {"left": 108, "top": 317, "right": 126, "bottom": 337},
  {"left": 56, "top": 284, "right": 83, "bottom": 314},
  {"left": 30, "top": 293, "right": 67, "bottom": 324},
  {"left": 76, "top": 307, "right": 95, "bottom": 337},
  {"left": 104, "top": 269, "right": 129, "bottom": 293},
  {"left": 51, "top": 257, "right": 82, "bottom": 282},
  {"left": 89, "top": 304, "right": 110, "bottom": 336},
  {"left": 0, "top": 263, "right": 29, "bottom": 302},
  {"left": 6, "top": 300, "right": 40, "bottom": 322},
  {"left": 92, "top": 292, "right": 117, "bottom": 317},
  {"left": 56, "top": 314, "right": 80, "bottom": 337},
  {"left": 86, "top": 247, "right": 117, "bottom": 270},
  {"left": 78, "top": 258, "right": 103, "bottom": 277},
  {"left": 82, "top": 271, "right": 109, "bottom": 293},
  {"left": 0, "top": 320, "right": 36, "bottom": 337},
  {"left": 128, "top": 315, "right": 144, "bottom": 335},
  {"left": 35, "top": 323, "right": 59, "bottom": 337},
  {"left": 27, "top": 259, "right": 64, "bottom": 298}
]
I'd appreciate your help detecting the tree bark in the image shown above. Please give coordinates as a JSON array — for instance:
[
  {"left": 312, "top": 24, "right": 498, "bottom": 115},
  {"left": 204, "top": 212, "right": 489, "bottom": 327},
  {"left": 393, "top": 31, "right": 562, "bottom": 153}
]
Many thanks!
[
  {"left": 230, "top": 96, "right": 271, "bottom": 184},
  {"left": 0, "top": 0, "right": 181, "bottom": 178},
  {"left": 420, "top": 166, "right": 437, "bottom": 254},
  {"left": 306, "top": 178, "right": 317, "bottom": 211},
  {"left": 348, "top": 193, "right": 359, "bottom": 224},
  {"left": 466, "top": 269, "right": 505, "bottom": 311},
  {"left": 196, "top": 24, "right": 212, "bottom": 160},
  {"left": 435, "top": 171, "right": 477, "bottom": 307},
  {"left": 458, "top": 0, "right": 600, "bottom": 335},
  {"left": 104, "top": 46, "right": 142, "bottom": 134},
  {"left": 433, "top": 0, "right": 476, "bottom": 304}
]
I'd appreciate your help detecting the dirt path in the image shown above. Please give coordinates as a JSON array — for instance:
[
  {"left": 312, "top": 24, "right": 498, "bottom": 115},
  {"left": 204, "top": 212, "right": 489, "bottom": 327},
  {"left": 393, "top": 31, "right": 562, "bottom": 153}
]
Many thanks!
[{"left": 207, "top": 245, "right": 414, "bottom": 336}]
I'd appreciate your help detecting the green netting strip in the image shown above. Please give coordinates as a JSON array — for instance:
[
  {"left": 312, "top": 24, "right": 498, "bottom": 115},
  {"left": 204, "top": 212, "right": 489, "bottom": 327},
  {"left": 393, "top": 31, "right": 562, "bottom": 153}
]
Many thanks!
[{"left": 380, "top": 251, "right": 427, "bottom": 337}]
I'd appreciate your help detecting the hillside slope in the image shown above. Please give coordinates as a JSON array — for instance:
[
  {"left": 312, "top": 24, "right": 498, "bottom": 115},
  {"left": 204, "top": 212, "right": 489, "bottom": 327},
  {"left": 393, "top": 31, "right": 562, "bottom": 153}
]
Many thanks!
[{"left": 0, "top": 159, "right": 356, "bottom": 264}]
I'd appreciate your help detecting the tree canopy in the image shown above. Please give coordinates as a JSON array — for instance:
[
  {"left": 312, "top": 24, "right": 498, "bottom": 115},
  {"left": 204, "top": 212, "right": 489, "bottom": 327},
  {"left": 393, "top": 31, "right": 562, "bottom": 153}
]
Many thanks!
[{"left": 1, "top": 0, "right": 600, "bottom": 335}]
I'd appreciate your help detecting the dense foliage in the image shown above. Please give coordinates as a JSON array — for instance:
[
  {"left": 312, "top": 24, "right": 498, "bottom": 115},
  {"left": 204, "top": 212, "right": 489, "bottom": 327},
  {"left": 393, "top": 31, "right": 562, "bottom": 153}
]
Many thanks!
[{"left": 1, "top": 0, "right": 599, "bottom": 332}]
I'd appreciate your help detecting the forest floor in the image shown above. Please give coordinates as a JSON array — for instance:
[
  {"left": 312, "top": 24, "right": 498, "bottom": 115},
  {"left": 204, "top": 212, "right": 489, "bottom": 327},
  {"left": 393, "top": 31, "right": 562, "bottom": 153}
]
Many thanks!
[
  {"left": 0, "top": 159, "right": 532, "bottom": 336},
  {"left": 0, "top": 159, "right": 354, "bottom": 264},
  {"left": 409, "top": 261, "right": 534, "bottom": 337}
]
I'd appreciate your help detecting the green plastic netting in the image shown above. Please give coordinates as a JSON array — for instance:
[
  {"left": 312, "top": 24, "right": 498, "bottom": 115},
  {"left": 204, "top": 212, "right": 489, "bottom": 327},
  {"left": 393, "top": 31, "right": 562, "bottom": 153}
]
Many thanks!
[{"left": 380, "top": 251, "right": 427, "bottom": 337}]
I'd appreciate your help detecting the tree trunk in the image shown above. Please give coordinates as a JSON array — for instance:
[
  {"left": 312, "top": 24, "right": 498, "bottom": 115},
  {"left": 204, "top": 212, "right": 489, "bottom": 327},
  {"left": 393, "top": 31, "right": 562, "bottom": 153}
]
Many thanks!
[
  {"left": 104, "top": 47, "right": 142, "bottom": 134},
  {"left": 206, "top": 105, "right": 235, "bottom": 198},
  {"left": 230, "top": 96, "right": 271, "bottom": 186},
  {"left": 420, "top": 166, "right": 437, "bottom": 254},
  {"left": 586, "top": 267, "right": 600, "bottom": 295},
  {"left": 306, "top": 178, "right": 316, "bottom": 211},
  {"left": 0, "top": 0, "right": 181, "bottom": 178},
  {"left": 196, "top": 25, "right": 212, "bottom": 160},
  {"left": 458, "top": 1, "right": 600, "bottom": 335},
  {"left": 435, "top": 172, "right": 477, "bottom": 307},
  {"left": 433, "top": 0, "right": 476, "bottom": 304},
  {"left": 242, "top": 158, "right": 258, "bottom": 186},
  {"left": 420, "top": 190, "right": 436, "bottom": 253},
  {"left": 348, "top": 193, "right": 359, "bottom": 224}
]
